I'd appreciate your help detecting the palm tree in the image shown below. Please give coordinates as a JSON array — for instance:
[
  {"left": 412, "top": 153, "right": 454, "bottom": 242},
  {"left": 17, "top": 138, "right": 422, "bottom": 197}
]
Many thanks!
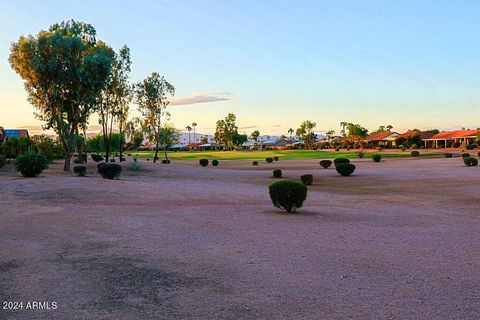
[
  {"left": 192, "top": 122, "right": 197, "bottom": 143},
  {"left": 186, "top": 125, "right": 192, "bottom": 144},
  {"left": 288, "top": 128, "right": 294, "bottom": 141},
  {"left": 386, "top": 125, "right": 393, "bottom": 132}
]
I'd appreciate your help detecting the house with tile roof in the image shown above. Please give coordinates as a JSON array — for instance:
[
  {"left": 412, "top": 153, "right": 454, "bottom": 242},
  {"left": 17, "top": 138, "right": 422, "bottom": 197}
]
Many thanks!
[
  {"left": 365, "top": 131, "right": 399, "bottom": 147},
  {"left": 424, "top": 129, "right": 479, "bottom": 148}
]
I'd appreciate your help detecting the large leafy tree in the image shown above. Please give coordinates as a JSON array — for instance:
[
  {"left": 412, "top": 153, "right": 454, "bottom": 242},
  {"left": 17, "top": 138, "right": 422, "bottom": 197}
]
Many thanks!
[
  {"left": 158, "top": 124, "right": 181, "bottom": 161},
  {"left": 214, "top": 113, "right": 240, "bottom": 150},
  {"left": 97, "top": 45, "right": 132, "bottom": 162},
  {"left": 346, "top": 123, "right": 369, "bottom": 149},
  {"left": 135, "top": 72, "right": 175, "bottom": 163},
  {"left": 9, "top": 20, "right": 114, "bottom": 170}
]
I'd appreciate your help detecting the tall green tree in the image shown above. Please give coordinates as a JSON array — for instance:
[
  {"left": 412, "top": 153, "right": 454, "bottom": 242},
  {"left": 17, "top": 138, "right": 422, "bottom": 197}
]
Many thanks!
[
  {"left": 214, "top": 113, "right": 240, "bottom": 150},
  {"left": 346, "top": 123, "right": 369, "bottom": 149},
  {"left": 97, "top": 45, "right": 132, "bottom": 162},
  {"left": 9, "top": 20, "right": 114, "bottom": 170},
  {"left": 158, "top": 124, "right": 181, "bottom": 161},
  {"left": 135, "top": 72, "right": 175, "bottom": 163},
  {"left": 251, "top": 130, "right": 260, "bottom": 148}
]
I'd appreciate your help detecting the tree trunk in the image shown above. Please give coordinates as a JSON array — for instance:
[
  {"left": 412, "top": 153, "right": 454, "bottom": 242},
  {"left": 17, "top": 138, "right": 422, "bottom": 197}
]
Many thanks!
[
  {"left": 153, "top": 143, "right": 159, "bottom": 163},
  {"left": 163, "top": 147, "right": 169, "bottom": 161}
]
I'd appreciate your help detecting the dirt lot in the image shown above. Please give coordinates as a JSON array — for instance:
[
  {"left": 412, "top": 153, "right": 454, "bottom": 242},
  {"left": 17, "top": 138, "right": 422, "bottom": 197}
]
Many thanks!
[{"left": 0, "top": 157, "right": 479, "bottom": 319}]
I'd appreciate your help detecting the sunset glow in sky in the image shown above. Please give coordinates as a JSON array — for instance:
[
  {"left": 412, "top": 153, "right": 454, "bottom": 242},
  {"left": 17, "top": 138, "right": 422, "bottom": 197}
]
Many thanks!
[{"left": 1, "top": 0, "right": 479, "bottom": 135}]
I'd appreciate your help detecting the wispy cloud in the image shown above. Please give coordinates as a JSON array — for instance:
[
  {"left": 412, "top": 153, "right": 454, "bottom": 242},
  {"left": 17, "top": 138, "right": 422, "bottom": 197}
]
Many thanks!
[
  {"left": 272, "top": 124, "right": 283, "bottom": 128},
  {"left": 239, "top": 125, "right": 258, "bottom": 130},
  {"left": 170, "top": 92, "right": 234, "bottom": 106}
]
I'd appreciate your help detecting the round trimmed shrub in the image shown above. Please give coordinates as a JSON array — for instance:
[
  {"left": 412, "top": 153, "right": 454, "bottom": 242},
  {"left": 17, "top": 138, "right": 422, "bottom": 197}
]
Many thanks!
[
  {"left": 0, "top": 154, "right": 6, "bottom": 168},
  {"left": 73, "top": 165, "right": 87, "bottom": 177},
  {"left": 273, "top": 169, "right": 282, "bottom": 178},
  {"left": 444, "top": 153, "right": 453, "bottom": 158},
  {"left": 335, "top": 163, "right": 356, "bottom": 176},
  {"left": 463, "top": 156, "right": 478, "bottom": 167},
  {"left": 356, "top": 151, "right": 365, "bottom": 158},
  {"left": 372, "top": 154, "right": 382, "bottom": 162},
  {"left": 14, "top": 153, "right": 49, "bottom": 177},
  {"left": 319, "top": 159, "right": 332, "bottom": 169},
  {"left": 411, "top": 151, "right": 420, "bottom": 157},
  {"left": 273, "top": 156, "right": 279, "bottom": 161},
  {"left": 461, "top": 153, "right": 470, "bottom": 158},
  {"left": 161, "top": 159, "right": 171, "bottom": 164},
  {"left": 199, "top": 159, "right": 209, "bottom": 167},
  {"left": 91, "top": 154, "right": 103, "bottom": 162},
  {"left": 266, "top": 157, "right": 274, "bottom": 163},
  {"left": 268, "top": 180, "right": 308, "bottom": 213},
  {"left": 252, "top": 161, "right": 259, "bottom": 166},
  {"left": 300, "top": 174, "right": 313, "bottom": 185},
  {"left": 399, "top": 145, "right": 407, "bottom": 152},
  {"left": 334, "top": 158, "right": 350, "bottom": 166},
  {"left": 97, "top": 163, "right": 122, "bottom": 179},
  {"left": 212, "top": 160, "right": 219, "bottom": 166}
]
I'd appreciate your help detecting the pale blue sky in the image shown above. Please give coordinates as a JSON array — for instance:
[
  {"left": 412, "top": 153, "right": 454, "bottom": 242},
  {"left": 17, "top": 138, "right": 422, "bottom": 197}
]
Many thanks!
[{"left": 1, "top": 0, "right": 479, "bottom": 135}]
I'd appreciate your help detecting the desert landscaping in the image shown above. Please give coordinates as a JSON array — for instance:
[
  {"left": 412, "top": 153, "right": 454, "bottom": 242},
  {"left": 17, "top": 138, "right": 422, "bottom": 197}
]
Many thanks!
[{"left": 1, "top": 154, "right": 479, "bottom": 319}]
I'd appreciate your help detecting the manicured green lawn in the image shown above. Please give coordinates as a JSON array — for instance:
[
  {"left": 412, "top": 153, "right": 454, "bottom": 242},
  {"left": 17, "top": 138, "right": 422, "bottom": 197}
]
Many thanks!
[{"left": 127, "top": 150, "right": 443, "bottom": 161}]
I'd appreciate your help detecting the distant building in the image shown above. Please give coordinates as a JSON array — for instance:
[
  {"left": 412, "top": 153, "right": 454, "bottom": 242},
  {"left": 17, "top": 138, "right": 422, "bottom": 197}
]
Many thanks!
[
  {"left": 366, "top": 131, "right": 399, "bottom": 147},
  {"left": 424, "top": 129, "right": 479, "bottom": 148}
]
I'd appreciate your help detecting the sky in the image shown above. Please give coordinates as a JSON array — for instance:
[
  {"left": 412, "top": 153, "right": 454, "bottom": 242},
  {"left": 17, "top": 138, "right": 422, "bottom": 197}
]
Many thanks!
[{"left": 1, "top": 0, "right": 479, "bottom": 135}]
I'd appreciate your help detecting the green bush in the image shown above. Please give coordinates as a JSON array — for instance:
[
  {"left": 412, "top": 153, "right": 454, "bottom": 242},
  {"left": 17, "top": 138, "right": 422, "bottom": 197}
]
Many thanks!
[
  {"left": 300, "top": 174, "right": 313, "bottom": 185},
  {"left": 73, "top": 165, "right": 87, "bottom": 177},
  {"left": 273, "top": 156, "right": 279, "bottom": 161},
  {"left": 463, "top": 157, "right": 478, "bottom": 167},
  {"left": 14, "top": 152, "right": 49, "bottom": 177},
  {"left": 461, "top": 153, "right": 470, "bottom": 158},
  {"left": 268, "top": 180, "right": 308, "bottom": 213},
  {"left": 273, "top": 169, "right": 282, "bottom": 178},
  {"left": 212, "top": 160, "right": 219, "bottom": 166},
  {"left": 334, "top": 158, "right": 350, "bottom": 166},
  {"left": 335, "top": 163, "right": 356, "bottom": 176},
  {"left": 411, "top": 151, "right": 420, "bottom": 157},
  {"left": 319, "top": 160, "right": 332, "bottom": 169},
  {"left": 0, "top": 154, "right": 6, "bottom": 168},
  {"left": 199, "top": 159, "right": 209, "bottom": 167},
  {"left": 97, "top": 163, "right": 122, "bottom": 179},
  {"left": 91, "top": 154, "right": 103, "bottom": 162},
  {"left": 356, "top": 151, "right": 365, "bottom": 158},
  {"left": 466, "top": 144, "right": 475, "bottom": 150},
  {"left": 252, "top": 161, "right": 258, "bottom": 166},
  {"left": 266, "top": 157, "right": 274, "bottom": 163},
  {"left": 372, "top": 154, "right": 382, "bottom": 162},
  {"left": 444, "top": 153, "right": 453, "bottom": 158},
  {"left": 399, "top": 145, "right": 407, "bottom": 152}
]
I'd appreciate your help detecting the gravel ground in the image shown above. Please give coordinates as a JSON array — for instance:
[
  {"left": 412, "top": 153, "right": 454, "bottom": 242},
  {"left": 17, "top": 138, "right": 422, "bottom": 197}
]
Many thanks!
[{"left": 0, "top": 156, "right": 479, "bottom": 319}]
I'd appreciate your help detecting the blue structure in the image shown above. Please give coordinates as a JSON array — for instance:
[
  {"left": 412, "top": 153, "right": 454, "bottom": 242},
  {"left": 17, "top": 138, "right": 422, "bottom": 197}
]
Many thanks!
[{"left": 3, "top": 129, "right": 29, "bottom": 141}]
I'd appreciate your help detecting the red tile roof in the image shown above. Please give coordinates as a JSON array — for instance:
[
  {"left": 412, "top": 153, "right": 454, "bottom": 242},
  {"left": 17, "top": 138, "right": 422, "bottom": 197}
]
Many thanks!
[
  {"left": 366, "top": 131, "right": 398, "bottom": 141},
  {"left": 429, "top": 130, "right": 479, "bottom": 140},
  {"left": 398, "top": 131, "right": 435, "bottom": 139}
]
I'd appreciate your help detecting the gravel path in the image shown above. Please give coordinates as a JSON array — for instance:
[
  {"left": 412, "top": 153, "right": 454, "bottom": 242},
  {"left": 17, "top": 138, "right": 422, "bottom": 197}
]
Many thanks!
[{"left": 0, "top": 157, "right": 479, "bottom": 319}]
